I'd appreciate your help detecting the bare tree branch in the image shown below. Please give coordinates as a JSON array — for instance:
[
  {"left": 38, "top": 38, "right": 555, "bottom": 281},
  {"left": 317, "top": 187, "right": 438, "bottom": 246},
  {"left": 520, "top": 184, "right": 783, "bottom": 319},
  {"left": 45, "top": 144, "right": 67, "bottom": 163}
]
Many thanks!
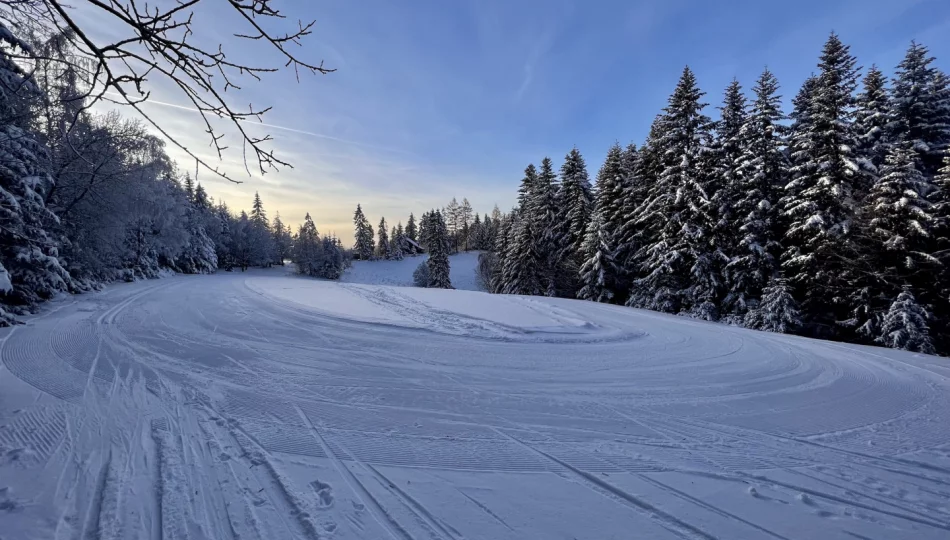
[{"left": 0, "top": 0, "right": 334, "bottom": 183}]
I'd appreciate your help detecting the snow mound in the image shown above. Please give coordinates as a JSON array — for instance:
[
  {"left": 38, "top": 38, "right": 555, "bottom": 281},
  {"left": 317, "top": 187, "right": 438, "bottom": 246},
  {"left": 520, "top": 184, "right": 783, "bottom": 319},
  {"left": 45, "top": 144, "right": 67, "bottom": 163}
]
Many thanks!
[
  {"left": 246, "top": 277, "right": 637, "bottom": 342},
  {"left": 341, "top": 251, "right": 483, "bottom": 291}
]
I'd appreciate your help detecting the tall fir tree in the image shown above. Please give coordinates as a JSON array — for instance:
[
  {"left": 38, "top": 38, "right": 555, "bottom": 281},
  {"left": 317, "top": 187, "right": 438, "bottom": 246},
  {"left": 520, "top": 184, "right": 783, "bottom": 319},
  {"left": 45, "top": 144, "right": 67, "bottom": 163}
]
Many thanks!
[
  {"left": 890, "top": 41, "right": 950, "bottom": 177},
  {"left": 405, "top": 212, "right": 418, "bottom": 251},
  {"left": 535, "top": 157, "right": 563, "bottom": 296},
  {"left": 558, "top": 148, "right": 593, "bottom": 259},
  {"left": 725, "top": 68, "right": 787, "bottom": 316},
  {"left": 577, "top": 204, "right": 615, "bottom": 303},
  {"left": 779, "top": 34, "right": 862, "bottom": 335},
  {"left": 628, "top": 67, "right": 720, "bottom": 318},
  {"left": 425, "top": 211, "right": 452, "bottom": 288},
  {"left": 853, "top": 65, "right": 892, "bottom": 191},
  {"left": 377, "top": 216, "right": 390, "bottom": 259},
  {"left": 353, "top": 204, "right": 374, "bottom": 260}
]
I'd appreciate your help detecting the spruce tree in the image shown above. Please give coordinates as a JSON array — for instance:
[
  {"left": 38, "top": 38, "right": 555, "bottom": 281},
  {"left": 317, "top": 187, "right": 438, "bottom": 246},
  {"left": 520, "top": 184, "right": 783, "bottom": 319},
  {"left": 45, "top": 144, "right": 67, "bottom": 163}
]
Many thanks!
[
  {"left": 577, "top": 205, "right": 615, "bottom": 303},
  {"left": 711, "top": 79, "right": 747, "bottom": 246},
  {"left": 558, "top": 148, "right": 593, "bottom": 258},
  {"left": 0, "top": 34, "right": 72, "bottom": 317},
  {"left": 389, "top": 225, "right": 404, "bottom": 260},
  {"left": 725, "top": 69, "right": 787, "bottom": 316},
  {"left": 890, "top": 41, "right": 950, "bottom": 176},
  {"left": 780, "top": 34, "right": 862, "bottom": 334},
  {"left": 535, "top": 157, "right": 563, "bottom": 296},
  {"left": 878, "top": 287, "right": 935, "bottom": 353},
  {"left": 744, "top": 277, "right": 801, "bottom": 334},
  {"left": 353, "top": 204, "right": 374, "bottom": 260},
  {"left": 853, "top": 65, "right": 892, "bottom": 190},
  {"left": 377, "top": 216, "right": 390, "bottom": 259},
  {"left": 426, "top": 211, "right": 452, "bottom": 288},
  {"left": 272, "top": 212, "right": 292, "bottom": 265},
  {"left": 628, "top": 67, "right": 719, "bottom": 318},
  {"left": 293, "top": 213, "right": 322, "bottom": 277},
  {"left": 612, "top": 143, "right": 643, "bottom": 299},
  {"left": 405, "top": 212, "right": 418, "bottom": 252}
]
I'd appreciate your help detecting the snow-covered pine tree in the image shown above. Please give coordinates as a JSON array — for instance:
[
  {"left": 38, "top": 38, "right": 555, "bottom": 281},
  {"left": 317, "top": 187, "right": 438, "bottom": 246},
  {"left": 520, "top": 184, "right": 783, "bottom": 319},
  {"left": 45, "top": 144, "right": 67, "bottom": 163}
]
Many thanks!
[
  {"left": 535, "top": 157, "right": 563, "bottom": 296},
  {"left": 389, "top": 225, "right": 404, "bottom": 260},
  {"left": 853, "top": 65, "right": 892, "bottom": 193},
  {"left": 577, "top": 203, "right": 615, "bottom": 303},
  {"left": 272, "top": 212, "right": 292, "bottom": 265},
  {"left": 377, "top": 216, "right": 390, "bottom": 259},
  {"left": 293, "top": 212, "right": 322, "bottom": 277},
  {"left": 725, "top": 68, "right": 787, "bottom": 317},
  {"left": 502, "top": 165, "right": 543, "bottom": 295},
  {"left": 194, "top": 183, "right": 210, "bottom": 209},
  {"left": 405, "top": 212, "right": 418, "bottom": 253},
  {"left": 182, "top": 173, "right": 195, "bottom": 202},
  {"left": 489, "top": 212, "right": 511, "bottom": 293},
  {"left": 877, "top": 287, "right": 935, "bottom": 353},
  {"left": 215, "top": 202, "right": 234, "bottom": 270},
  {"left": 779, "top": 34, "right": 862, "bottom": 335},
  {"left": 248, "top": 192, "right": 273, "bottom": 266},
  {"left": 588, "top": 143, "right": 626, "bottom": 301},
  {"left": 426, "top": 211, "right": 452, "bottom": 288},
  {"left": 890, "top": 41, "right": 950, "bottom": 177},
  {"left": 628, "top": 67, "right": 720, "bottom": 318},
  {"left": 558, "top": 148, "right": 593, "bottom": 260},
  {"left": 744, "top": 277, "right": 801, "bottom": 334},
  {"left": 710, "top": 79, "right": 747, "bottom": 253},
  {"left": 848, "top": 140, "right": 938, "bottom": 337},
  {"left": 0, "top": 30, "right": 72, "bottom": 319},
  {"left": 468, "top": 213, "right": 482, "bottom": 250},
  {"left": 320, "top": 236, "right": 347, "bottom": 280},
  {"left": 931, "top": 152, "right": 950, "bottom": 347},
  {"left": 353, "top": 204, "right": 374, "bottom": 260}
]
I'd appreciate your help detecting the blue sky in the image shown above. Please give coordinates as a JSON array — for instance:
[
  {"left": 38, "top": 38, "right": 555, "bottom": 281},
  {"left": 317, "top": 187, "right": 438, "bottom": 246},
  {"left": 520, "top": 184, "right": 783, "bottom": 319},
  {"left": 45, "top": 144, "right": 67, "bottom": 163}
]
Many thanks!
[{"left": 123, "top": 0, "right": 950, "bottom": 239}]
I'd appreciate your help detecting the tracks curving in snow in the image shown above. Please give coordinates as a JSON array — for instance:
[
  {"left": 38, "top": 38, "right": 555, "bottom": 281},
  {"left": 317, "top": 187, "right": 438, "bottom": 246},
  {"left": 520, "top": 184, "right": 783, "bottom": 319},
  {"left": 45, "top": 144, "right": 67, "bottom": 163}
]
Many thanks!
[{"left": 1, "top": 269, "right": 949, "bottom": 539}]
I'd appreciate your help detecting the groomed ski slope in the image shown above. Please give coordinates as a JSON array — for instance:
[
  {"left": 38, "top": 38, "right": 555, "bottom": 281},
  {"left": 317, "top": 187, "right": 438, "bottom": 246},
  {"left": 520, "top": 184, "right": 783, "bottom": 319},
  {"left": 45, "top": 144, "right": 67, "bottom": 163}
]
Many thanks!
[{"left": 1, "top": 261, "right": 949, "bottom": 540}]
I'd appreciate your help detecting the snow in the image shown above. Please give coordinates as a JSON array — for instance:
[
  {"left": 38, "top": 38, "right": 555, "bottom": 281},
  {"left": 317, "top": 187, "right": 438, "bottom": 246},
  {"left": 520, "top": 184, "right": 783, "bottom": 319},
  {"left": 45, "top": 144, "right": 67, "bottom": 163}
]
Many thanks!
[
  {"left": 2, "top": 261, "right": 950, "bottom": 540},
  {"left": 341, "top": 251, "right": 483, "bottom": 291}
]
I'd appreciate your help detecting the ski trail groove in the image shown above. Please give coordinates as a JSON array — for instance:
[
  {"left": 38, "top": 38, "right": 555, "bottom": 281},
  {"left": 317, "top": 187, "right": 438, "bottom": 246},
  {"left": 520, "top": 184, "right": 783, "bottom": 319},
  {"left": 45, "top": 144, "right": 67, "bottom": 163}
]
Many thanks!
[{"left": 295, "top": 405, "right": 416, "bottom": 540}]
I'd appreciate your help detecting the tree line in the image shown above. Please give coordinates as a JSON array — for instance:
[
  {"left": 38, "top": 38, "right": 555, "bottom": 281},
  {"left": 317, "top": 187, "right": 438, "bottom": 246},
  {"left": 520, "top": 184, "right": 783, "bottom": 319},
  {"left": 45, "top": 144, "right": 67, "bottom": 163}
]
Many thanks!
[
  {"left": 351, "top": 198, "right": 503, "bottom": 289},
  {"left": 0, "top": 29, "right": 345, "bottom": 324},
  {"left": 482, "top": 34, "right": 950, "bottom": 355}
]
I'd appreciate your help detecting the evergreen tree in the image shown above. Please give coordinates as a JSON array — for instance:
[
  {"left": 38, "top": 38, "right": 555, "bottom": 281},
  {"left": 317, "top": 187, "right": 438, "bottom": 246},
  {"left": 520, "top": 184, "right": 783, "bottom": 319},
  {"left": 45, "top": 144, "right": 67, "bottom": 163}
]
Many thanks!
[
  {"left": 535, "top": 157, "right": 563, "bottom": 296},
  {"left": 353, "top": 204, "right": 374, "bottom": 260},
  {"left": 931, "top": 152, "right": 950, "bottom": 347},
  {"left": 877, "top": 287, "right": 935, "bottom": 353},
  {"left": 779, "top": 34, "right": 862, "bottom": 334},
  {"left": 272, "top": 212, "right": 292, "bottom": 265},
  {"left": 577, "top": 206, "right": 615, "bottom": 303},
  {"left": 711, "top": 79, "right": 747, "bottom": 246},
  {"left": 460, "top": 198, "right": 473, "bottom": 251},
  {"left": 744, "top": 277, "right": 802, "bottom": 334},
  {"left": 377, "top": 216, "right": 390, "bottom": 259},
  {"left": 628, "top": 67, "right": 719, "bottom": 318},
  {"left": 853, "top": 65, "right": 892, "bottom": 188},
  {"left": 425, "top": 211, "right": 452, "bottom": 288},
  {"left": 405, "top": 212, "right": 418, "bottom": 250},
  {"left": 590, "top": 143, "right": 627, "bottom": 301},
  {"left": 0, "top": 34, "right": 72, "bottom": 318},
  {"left": 293, "top": 213, "right": 322, "bottom": 276},
  {"left": 558, "top": 148, "right": 593, "bottom": 258},
  {"left": 181, "top": 173, "right": 195, "bottom": 202},
  {"left": 194, "top": 183, "right": 210, "bottom": 209},
  {"left": 725, "top": 68, "right": 787, "bottom": 316},
  {"left": 389, "top": 225, "right": 404, "bottom": 260},
  {"left": 503, "top": 171, "right": 543, "bottom": 295},
  {"left": 890, "top": 41, "right": 950, "bottom": 176}
]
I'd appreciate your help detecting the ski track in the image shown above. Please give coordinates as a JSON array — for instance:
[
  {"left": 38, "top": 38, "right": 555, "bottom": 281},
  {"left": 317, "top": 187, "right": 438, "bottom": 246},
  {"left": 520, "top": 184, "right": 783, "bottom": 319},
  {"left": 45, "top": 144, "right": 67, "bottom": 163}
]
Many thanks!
[{"left": 1, "top": 268, "right": 949, "bottom": 539}]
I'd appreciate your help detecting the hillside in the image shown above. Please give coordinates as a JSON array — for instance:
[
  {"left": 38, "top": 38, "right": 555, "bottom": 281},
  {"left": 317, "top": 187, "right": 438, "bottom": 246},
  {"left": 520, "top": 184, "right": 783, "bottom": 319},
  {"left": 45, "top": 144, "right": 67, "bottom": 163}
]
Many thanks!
[{"left": 0, "top": 262, "right": 948, "bottom": 540}]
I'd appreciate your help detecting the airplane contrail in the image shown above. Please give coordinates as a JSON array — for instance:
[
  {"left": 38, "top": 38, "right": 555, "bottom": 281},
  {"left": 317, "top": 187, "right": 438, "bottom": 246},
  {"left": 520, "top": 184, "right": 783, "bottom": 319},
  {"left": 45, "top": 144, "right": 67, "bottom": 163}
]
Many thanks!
[{"left": 104, "top": 92, "right": 410, "bottom": 155}]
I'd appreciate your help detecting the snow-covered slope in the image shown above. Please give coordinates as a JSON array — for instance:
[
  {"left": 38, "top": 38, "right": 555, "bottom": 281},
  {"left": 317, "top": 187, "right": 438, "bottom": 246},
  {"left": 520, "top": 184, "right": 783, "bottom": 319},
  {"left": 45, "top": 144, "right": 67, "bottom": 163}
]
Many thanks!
[
  {"left": 1, "top": 270, "right": 949, "bottom": 540},
  {"left": 341, "top": 251, "right": 483, "bottom": 291}
]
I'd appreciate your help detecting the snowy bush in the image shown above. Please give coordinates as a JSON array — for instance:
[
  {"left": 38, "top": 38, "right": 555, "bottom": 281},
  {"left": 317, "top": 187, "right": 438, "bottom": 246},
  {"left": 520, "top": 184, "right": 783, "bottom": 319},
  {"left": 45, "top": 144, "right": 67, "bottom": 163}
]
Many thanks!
[{"left": 412, "top": 260, "right": 429, "bottom": 287}]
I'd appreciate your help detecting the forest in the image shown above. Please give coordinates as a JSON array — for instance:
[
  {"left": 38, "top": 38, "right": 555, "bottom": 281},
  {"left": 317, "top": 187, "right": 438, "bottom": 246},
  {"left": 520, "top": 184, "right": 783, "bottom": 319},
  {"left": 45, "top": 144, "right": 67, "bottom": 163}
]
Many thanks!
[
  {"left": 481, "top": 35, "right": 950, "bottom": 356},
  {"left": 0, "top": 28, "right": 346, "bottom": 325}
]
